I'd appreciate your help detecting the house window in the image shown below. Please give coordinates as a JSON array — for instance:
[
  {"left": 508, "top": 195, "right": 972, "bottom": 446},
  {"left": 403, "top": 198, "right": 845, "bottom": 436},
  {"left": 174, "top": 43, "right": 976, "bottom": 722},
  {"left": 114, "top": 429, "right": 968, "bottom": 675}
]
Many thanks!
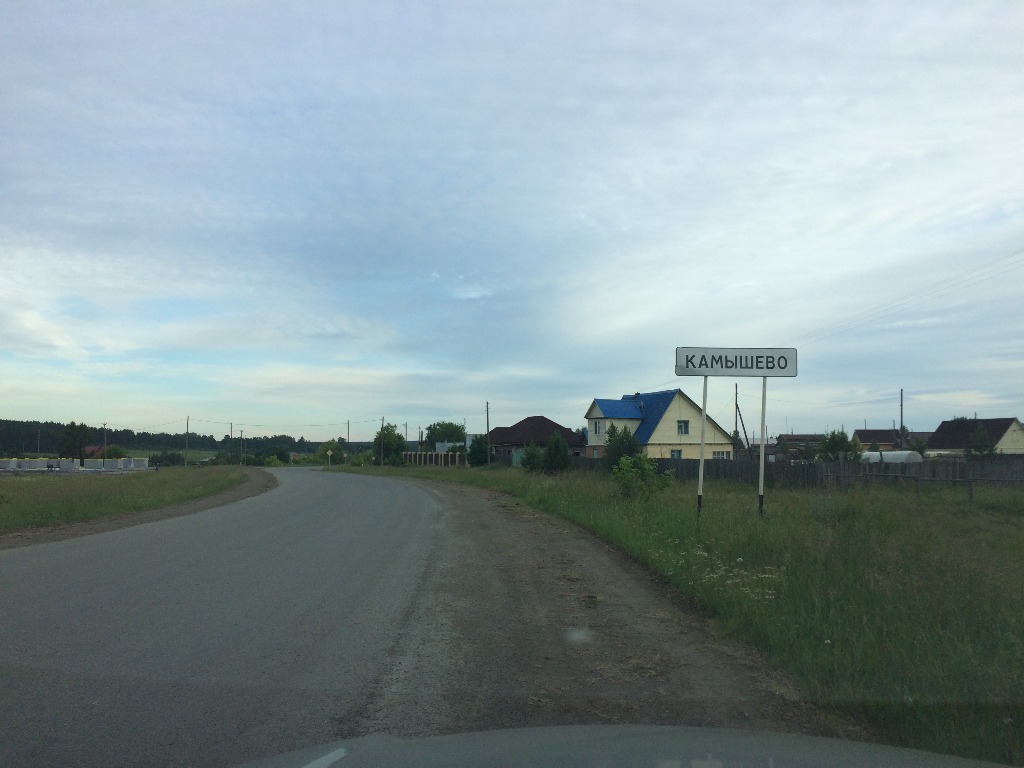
[
  {"left": 713, "top": 450, "right": 730, "bottom": 460},
  {"left": 593, "top": 420, "right": 602, "bottom": 435},
  {"left": 670, "top": 449, "right": 682, "bottom": 460},
  {"left": 677, "top": 420, "right": 689, "bottom": 436},
  {"left": 593, "top": 448, "right": 599, "bottom": 459}
]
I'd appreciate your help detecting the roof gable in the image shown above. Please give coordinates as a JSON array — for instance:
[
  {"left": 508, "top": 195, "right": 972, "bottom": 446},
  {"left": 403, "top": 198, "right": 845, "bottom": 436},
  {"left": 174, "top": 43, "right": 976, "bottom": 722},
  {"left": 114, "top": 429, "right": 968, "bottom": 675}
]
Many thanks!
[
  {"left": 489, "top": 416, "right": 583, "bottom": 447},
  {"left": 928, "top": 418, "right": 1017, "bottom": 449},
  {"left": 628, "top": 390, "right": 681, "bottom": 444}
]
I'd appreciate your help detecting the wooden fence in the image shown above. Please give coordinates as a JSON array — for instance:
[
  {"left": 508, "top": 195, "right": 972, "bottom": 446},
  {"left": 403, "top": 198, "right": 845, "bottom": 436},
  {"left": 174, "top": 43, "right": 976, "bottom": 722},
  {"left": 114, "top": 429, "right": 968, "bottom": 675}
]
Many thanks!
[{"left": 568, "top": 455, "right": 1024, "bottom": 489}]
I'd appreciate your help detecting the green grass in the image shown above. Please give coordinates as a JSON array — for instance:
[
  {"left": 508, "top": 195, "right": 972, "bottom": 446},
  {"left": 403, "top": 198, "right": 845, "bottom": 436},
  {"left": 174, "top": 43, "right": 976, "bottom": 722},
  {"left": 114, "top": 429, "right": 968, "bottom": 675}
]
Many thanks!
[
  {"left": 0, "top": 466, "right": 248, "bottom": 533},
  {"left": 346, "top": 464, "right": 1024, "bottom": 764}
]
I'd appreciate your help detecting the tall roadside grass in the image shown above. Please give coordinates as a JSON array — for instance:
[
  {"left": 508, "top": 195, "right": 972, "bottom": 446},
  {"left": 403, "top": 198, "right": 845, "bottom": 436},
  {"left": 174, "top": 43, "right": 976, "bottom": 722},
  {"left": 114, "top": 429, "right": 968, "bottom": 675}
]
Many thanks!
[
  {"left": 363, "top": 464, "right": 1024, "bottom": 764},
  {"left": 0, "top": 466, "right": 248, "bottom": 533}
]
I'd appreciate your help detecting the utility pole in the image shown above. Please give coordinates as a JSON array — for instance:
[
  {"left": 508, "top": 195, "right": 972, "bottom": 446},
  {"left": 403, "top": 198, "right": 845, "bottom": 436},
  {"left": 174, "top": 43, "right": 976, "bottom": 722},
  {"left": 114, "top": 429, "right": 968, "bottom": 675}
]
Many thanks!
[
  {"left": 239, "top": 431, "right": 244, "bottom": 465},
  {"left": 380, "top": 417, "right": 385, "bottom": 466},
  {"left": 185, "top": 416, "right": 189, "bottom": 466},
  {"left": 900, "top": 388, "right": 905, "bottom": 448},
  {"left": 486, "top": 401, "right": 491, "bottom": 465},
  {"left": 102, "top": 423, "right": 107, "bottom": 469}
]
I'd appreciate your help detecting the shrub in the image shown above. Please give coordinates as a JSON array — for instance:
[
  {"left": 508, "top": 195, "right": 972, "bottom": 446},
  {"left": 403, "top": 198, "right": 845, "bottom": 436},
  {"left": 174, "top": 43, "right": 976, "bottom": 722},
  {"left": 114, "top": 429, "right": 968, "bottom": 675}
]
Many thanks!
[
  {"left": 520, "top": 443, "right": 543, "bottom": 472},
  {"left": 468, "top": 434, "right": 490, "bottom": 466},
  {"left": 612, "top": 454, "right": 670, "bottom": 500},
  {"left": 542, "top": 431, "right": 571, "bottom": 474},
  {"left": 604, "top": 423, "right": 642, "bottom": 471}
]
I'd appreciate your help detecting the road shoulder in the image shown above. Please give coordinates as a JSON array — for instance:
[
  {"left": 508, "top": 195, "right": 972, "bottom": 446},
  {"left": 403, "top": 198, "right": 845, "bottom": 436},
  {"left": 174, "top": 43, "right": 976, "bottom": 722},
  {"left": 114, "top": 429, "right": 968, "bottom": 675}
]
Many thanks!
[{"left": 348, "top": 478, "right": 878, "bottom": 745}]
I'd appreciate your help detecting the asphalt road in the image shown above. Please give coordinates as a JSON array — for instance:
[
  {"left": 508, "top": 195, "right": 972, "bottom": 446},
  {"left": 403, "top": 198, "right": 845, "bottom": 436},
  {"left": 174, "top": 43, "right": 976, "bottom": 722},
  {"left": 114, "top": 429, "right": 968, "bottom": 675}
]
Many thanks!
[
  {"left": 0, "top": 468, "right": 449, "bottom": 767},
  {"left": 1, "top": 468, "right": 861, "bottom": 768}
]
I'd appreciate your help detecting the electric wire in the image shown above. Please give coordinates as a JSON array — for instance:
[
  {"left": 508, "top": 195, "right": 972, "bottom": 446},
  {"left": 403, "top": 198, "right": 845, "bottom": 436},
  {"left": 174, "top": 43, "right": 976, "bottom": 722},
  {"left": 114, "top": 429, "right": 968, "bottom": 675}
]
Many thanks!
[{"left": 789, "top": 247, "right": 1024, "bottom": 347}]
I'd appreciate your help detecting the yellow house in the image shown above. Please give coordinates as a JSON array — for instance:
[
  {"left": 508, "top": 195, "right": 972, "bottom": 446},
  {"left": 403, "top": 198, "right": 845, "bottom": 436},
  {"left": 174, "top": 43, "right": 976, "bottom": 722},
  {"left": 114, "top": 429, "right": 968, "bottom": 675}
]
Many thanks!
[{"left": 585, "top": 389, "right": 734, "bottom": 460}]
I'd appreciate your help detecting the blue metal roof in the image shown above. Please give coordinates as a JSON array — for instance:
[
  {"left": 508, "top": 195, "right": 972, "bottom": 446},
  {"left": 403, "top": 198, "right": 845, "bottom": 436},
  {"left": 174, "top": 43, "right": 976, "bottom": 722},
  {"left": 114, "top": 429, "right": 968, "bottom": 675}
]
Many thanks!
[{"left": 592, "top": 389, "right": 681, "bottom": 445}]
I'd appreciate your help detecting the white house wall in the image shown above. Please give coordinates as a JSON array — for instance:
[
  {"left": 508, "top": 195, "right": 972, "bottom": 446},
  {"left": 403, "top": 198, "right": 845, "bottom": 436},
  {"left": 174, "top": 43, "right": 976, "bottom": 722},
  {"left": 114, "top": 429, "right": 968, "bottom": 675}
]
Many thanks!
[
  {"left": 996, "top": 420, "right": 1024, "bottom": 454},
  {"left": 645, "top": 392, "right": 732, "bottom": 459}
]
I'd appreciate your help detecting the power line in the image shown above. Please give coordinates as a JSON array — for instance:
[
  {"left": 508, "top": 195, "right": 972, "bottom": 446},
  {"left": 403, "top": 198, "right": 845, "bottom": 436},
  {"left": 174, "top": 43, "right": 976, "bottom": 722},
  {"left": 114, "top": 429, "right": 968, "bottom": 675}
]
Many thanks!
[{"left": 789, "top": 246, "right": 1024, "bottom": 347}]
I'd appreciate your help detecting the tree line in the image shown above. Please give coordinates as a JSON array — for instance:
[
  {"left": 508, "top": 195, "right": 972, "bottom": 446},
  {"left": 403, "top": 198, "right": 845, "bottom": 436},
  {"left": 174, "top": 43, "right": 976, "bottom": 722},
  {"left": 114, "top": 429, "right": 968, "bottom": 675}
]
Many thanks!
[{"left": 0, "top": 418, "right": 331, "bottom": 463}]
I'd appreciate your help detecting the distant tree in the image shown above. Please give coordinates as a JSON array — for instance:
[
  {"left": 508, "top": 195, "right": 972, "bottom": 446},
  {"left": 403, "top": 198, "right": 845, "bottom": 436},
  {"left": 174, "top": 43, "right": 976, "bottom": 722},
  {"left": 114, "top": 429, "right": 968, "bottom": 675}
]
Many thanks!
[
  {"left": 542, "top": 431, "right": 571, "bottom": 473},
  {"left": 775, "top": 435, "right": 791, "bottom": 462},
  {"left": 520, "top": 442, "right": 543, "bottom": 472},
  {"left": 102, "top": 444, "right": 129, "bottom": 460},
  {"left": 603, "top": 423, "right": 642, "bottom": 471},
  {"left": 149, "top": 451, "right": 185, "bottom": 466},
  {"left": 730, "top": 429, "right": 744, "bottom": 451},
  {"left": 467, "top": 434, "right": 489, "bottom": 466},
  {"left": 373, "top": 423, "right": 407, "bottom": 466},
  {"left": 316, "top": 439, "right": 346, "bottom": 464},
  {"left": 424, "top": 421, "right": 466, "bottom": 450},
  {"left": 909, "top": 436, "right": 928, "bottom": 456},
  {"left": 816, "top": 430, "right": 862, "bottom": 463},
  {"left": 60, "top": 421, "right": 93, "bottom": 462},
  {"left": 966, "top": 424, "right": 995, "bottom": 460}
]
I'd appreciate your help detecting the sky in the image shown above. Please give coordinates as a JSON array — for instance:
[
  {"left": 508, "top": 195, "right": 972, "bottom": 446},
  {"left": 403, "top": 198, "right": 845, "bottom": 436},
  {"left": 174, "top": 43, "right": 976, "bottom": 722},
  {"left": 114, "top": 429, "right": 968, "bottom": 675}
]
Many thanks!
[{"left": 2, "top": 1, "right": 1022, "bottom": 444}]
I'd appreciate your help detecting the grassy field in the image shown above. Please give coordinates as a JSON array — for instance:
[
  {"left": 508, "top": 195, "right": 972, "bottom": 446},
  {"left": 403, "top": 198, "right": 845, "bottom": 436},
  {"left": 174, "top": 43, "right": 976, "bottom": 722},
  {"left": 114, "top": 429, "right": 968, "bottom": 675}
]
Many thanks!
[
  {"left": 345, "top": 464, "right": 1023, "bottom": 765},
  {"left": 0, "top": 466, "right": 248, "bottom": 533}
]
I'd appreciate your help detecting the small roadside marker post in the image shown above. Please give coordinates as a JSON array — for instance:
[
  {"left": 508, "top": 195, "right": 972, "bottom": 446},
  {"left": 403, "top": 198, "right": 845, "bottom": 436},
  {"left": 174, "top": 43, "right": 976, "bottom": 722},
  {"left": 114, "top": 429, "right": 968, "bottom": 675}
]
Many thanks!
[
  {"left": 675, "top": 347, "right": 798, "bottom": 516},
  {"left": 327, "top": 448, "right": 333, "bottom": 468}
]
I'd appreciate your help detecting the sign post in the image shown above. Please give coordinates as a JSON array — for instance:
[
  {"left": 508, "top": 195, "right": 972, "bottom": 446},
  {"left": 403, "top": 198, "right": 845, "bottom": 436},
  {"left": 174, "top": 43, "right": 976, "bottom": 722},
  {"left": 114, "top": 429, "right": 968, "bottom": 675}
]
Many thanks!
[{"left": 675, "top": 347, "right": 797, "bottom": 515}]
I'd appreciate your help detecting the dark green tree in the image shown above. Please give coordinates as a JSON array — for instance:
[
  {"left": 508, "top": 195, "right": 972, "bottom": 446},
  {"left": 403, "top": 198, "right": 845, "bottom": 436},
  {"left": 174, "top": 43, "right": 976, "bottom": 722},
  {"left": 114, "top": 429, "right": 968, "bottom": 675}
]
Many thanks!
[
  {"left": 102, "top": 444, "right": 129, "bottom": 460},
  {"left": 424, "top": 421, "right": 466, "bottom": 450},
  {"left": 467, "top": 434, "right": 490, "bottom": 466},
  {"left": 730, "top": 429, "right": 744, "bottom": 451},
  {"left": 604, "top": 423, "right": 642, "bottom": 471},
  {"left": 60, "top": 421, "right": 94, "bottom": 462},
  {"left": 542, "top": 431, "right": 571, "bottom": 473},
  {"left": 520, "top": 442, "right": 543, "bottom": 472},
  {"left": 815, "top": 430, "right": 862, "bottom": 463},
  {"left": 775, "top": 434, "right": 791, "bottom": 462},
  {"left": 316, "top": 439, "right": 346, "bottom": 464},
  {"left": 966, "top": 424, "right": 995, "bottom": 460},
  {"left": 373, "top": 423, "right": 407, "bottom": 466}
]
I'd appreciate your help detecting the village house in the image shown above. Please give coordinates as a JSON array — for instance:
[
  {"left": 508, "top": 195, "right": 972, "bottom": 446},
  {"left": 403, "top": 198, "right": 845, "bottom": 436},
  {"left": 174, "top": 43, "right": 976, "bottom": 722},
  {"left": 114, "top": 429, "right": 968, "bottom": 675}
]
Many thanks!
[
  {"left": 585, "top": 389, "right": 733, "bottom": 460},
  {"left": 488, "top": 416, "right": 584, "bottom": 466},
  {"left": 927, "top": 417, "right": 1024, "bottom": 456}
]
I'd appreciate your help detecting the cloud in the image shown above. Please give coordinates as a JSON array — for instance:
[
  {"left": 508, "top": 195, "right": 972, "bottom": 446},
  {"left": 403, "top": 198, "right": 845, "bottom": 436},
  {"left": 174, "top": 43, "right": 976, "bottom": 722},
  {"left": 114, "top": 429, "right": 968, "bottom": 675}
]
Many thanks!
[{"left": 1, "top": 1, "right": 1022, "bottom": 439}]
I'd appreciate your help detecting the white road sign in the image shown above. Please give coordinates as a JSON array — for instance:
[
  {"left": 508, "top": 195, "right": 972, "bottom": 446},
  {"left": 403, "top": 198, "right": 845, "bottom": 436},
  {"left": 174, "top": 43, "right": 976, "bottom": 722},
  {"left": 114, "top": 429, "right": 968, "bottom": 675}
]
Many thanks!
[{"left": 675, "top": 347, "right": 797, "bottom": 377}]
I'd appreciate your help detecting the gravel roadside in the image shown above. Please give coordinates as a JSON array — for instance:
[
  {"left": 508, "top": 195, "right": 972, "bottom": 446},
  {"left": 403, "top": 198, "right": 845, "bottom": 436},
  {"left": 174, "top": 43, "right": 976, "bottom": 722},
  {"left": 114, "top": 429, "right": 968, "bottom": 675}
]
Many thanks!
[{"left": 342, "top": 478, "right": 876, "bottom": 744}]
